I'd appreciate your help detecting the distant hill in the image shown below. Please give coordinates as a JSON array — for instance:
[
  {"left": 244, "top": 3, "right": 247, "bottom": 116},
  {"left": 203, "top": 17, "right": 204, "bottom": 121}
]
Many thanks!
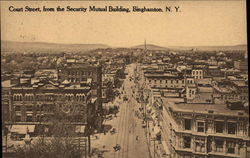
[
  {"left": 132, "top": 44, "right": 247, "bottom": 51},
  {"left": 1, "top": 41, "right": 110, "bottom": 53},
  {"left": 168, "top": 45, "right": 247, "bottom": 51},
  {"left": 1, "top": 41, "right": 247, "bottom": 53},
  {"left": 132, "top": 44, "right": 169, "bottom": 51}
]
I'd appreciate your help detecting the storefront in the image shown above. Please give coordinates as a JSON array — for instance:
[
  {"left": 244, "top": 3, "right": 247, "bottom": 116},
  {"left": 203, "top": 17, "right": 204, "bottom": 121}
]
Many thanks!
[{"left": 10, "top": 125, "right": 35, "bottom": 140}]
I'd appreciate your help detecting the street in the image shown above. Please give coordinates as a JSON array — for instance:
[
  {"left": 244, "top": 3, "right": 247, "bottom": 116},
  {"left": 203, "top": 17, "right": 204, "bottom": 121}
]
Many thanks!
[{"left": 91, "top": 64, "right": 150, "bottom": 158}]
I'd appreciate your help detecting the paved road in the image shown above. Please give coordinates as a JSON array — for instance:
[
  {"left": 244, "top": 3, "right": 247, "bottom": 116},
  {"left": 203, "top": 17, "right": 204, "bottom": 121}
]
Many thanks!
[{"left": 91, "top": 63, "right": 150, "bottom": 158}]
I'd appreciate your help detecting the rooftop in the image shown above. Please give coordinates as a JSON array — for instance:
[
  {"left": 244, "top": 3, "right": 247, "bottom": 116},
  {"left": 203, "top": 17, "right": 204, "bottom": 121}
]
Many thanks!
[
  {"left": 162, "top": 98, "right": 248, "bottom": 117},
  {"left": 1, "top": 80, "right": 11, "bottom": 88}
]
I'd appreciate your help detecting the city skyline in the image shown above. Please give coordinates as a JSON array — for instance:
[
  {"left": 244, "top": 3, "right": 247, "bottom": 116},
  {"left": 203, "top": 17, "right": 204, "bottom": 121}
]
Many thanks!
[{"left": 1, "top": 1, "right": 247, "bottom": 47}]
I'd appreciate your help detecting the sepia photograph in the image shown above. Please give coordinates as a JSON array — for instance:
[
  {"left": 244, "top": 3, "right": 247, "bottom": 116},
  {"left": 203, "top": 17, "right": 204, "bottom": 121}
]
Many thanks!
[{"left": 1, "top": 0, "right": 248, "bottom": 158}]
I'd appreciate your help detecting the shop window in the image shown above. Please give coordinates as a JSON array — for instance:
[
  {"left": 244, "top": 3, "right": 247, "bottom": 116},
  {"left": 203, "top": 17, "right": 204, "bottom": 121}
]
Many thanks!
[
  {"left": 215, "top": 121, "right": 224, "bottom": 133},
  {"left": 228, "top": 122, "right": 236, "bottom": 134},
  {"left": 183, "top": 136, "right": 191, "bottom": 148},
  {"left": 197, "top": 122, "right": 205, "bottom": 132},
  {"left": 185, "top": 119, "right": 192, "bottom": 130}
]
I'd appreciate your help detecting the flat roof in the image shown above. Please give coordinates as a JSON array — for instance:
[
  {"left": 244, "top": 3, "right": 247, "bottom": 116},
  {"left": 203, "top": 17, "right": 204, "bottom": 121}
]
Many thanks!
[
  {"left": 163, "top": 98, "right": 248, "bottom": 117},
  {"left": 1, "top": 80, "right": 11, "bottom": 88}
]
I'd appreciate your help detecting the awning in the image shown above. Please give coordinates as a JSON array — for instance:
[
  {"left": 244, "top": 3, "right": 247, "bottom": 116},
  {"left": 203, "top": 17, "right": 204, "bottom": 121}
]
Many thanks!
[
  {"left": 10, "top": 125, "right": 35, "bottom": 134},
  {"left": 75, "top": 125, "right": 85, "bottom": 133}
]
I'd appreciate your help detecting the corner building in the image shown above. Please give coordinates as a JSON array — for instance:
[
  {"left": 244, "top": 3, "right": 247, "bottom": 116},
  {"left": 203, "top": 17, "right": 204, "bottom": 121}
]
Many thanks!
[{"left": 161, "top": 98, "right": 250, "bottom": 158}]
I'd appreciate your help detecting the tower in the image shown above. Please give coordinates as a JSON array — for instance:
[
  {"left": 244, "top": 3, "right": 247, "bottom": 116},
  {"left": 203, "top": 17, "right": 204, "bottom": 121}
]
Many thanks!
[{"left": 144, "top": 39, "right": 147, "bottom": 54}]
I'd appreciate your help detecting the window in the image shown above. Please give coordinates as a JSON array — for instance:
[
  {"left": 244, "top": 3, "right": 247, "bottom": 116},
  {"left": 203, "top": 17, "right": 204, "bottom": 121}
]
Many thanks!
[
  {"left": 26, "top": 116, "right": 33, "bottom": 122},
  {"left": 15, "top": 116, "right": 21, "bottom": 122},
  {"left": 195, "top": 138, "right": 205, "bottom": 152},
  {"left": 36, "top": 115, "right": 41, "bottom": 122},
  {"left": 182, "top": 154, "right": 191, "bottom": 158},
  {"left": 228, "top": 122, "right": 236, "bottom": 134},
  {"left": 26, "top": 106, "right": 32, "bottom": 111},
  {"left": 183, "top": 136, "right": 191, "bottom": 148},
  {"left": 227, "top": 141, "right": 236, "bottom": 154},
  {"left": 160, "top": 80, "right": 162, "bottom": 83},
  {"left": 15, "top": 106, "right": 21, "bottom": 111},
  {"left": 197, "top": 122, "right": 205, "bottom": 132},
  {"left": 176, "top": 80, "right": 179, "bottom": 84},
  {"left": 149, "top": 80, "right": 151, "bottom": 83},
  {"left": 194, "top": 156, "right": 205, "bottom": 158},
  {"left": 215, "top": 121, "right": 224, "bottom": 133},
  {"left": 185, "top": 119, "right": 192, "bottom": 130},
  {"left": 215, "top": 139, "right": 224, "bottom": 152}
]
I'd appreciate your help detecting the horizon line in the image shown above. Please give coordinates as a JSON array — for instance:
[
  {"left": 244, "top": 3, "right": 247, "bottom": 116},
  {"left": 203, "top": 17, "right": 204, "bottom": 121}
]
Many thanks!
[{"left": 1, "top": 40, "right": 247, "bottom": 48}]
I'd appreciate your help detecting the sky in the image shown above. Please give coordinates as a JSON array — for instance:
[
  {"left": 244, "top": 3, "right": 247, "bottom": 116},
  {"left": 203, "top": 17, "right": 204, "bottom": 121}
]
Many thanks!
[{"left": 0, "top": 1, "right": 247, "bottom": 47}]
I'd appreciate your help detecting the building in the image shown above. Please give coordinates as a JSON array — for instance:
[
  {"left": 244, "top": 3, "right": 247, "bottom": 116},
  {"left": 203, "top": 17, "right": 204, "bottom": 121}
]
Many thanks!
[
  {"left": 3, "top": 78, "right": 97, "bottom": 138},
  {"left": 234, "top": 60, "right": 248, "bottom": 72},
  {"left": 191, "top": 69, "right": 204, "bottom": 79},
  {"left": 160, "top": 98, "right": 250, "bottom": 158},
  {"left": 2, "top": 80, "right": 11, "bottom": 124},
  {"left": 58, "top": 62, "right": 102, "bottom": 112},
  {"left": 144, "top": 71, "right": 185, "bottom": 89}
]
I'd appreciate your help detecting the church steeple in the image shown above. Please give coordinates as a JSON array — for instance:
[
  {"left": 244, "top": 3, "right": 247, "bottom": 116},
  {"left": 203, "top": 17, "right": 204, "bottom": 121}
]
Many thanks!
[{"left": 144, "top": 39, "right": 147, "bottom": 53}]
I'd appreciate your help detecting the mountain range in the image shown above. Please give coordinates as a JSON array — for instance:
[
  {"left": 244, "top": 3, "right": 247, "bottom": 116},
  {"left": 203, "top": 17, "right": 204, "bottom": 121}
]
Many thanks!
[
  {"left": 1, "top": 41, "right": 247, "bottom": 53},
  {"left": 1, "top": 41, "right": 110, "bottom": 53},
  {"left": 132, "top": 44, "right": 247, "bottom": 51}
]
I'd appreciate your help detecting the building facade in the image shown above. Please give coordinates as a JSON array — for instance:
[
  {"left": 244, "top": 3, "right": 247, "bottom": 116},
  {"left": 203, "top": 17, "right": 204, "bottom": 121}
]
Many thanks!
[
  {"left": 58, "top": 63, "right": 102, "bottom": 111},
  {"left": 161, "top": 99, "right": 249, "bottom": 158}
]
